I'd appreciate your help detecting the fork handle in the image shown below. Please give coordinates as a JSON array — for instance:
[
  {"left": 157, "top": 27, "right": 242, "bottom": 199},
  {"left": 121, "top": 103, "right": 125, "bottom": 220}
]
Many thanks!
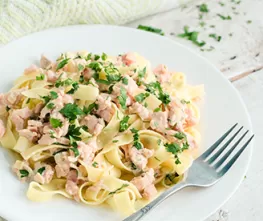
[{"left": 123, "top": 182, "right": 188, "bottom": 221}]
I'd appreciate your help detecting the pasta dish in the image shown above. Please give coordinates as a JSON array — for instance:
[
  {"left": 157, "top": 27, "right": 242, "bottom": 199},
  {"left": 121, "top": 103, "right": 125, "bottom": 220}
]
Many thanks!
[{"left": 0, "top": 51, "right": 204, "bottom": 215}]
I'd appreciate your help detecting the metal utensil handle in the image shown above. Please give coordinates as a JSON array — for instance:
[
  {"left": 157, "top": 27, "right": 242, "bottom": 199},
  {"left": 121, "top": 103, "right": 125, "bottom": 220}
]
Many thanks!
[{"left": 123, "top": 182, "right": 187, "bottom": 221}]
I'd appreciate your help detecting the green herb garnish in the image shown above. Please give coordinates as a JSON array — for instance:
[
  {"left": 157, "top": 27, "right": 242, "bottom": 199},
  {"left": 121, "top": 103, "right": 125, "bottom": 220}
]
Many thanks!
[
  {"left": 36, "top": 74, "right": 45, "bottom": 81},
  {"left": 50, "top": 118, "right": 62, "bottom": 128},
  {"left": 78, "top": 64, "right": 84, "bottom": 72},
  {"left": 137, "top": 25, "right": 164, "bottom": 36},
  {"left": 101, "top": 53, "right": 107, "bottom": 61},
  {"left": 209, "top": 33, "right": 222, "bottom": 42},
  {"left": 83, "top": 102, "right": 98, "bottom": 115},
  {"left": 66, "top": 82, "right": 79, "bottom": 94},
  {"left": 46, "top": 102, "right": 55, "bottom": 109},
  {"left": 52, "top": 149, "right": 68, "bottom": 156},
  {"left": 174, "top": 132, "right": 186, "bottom": 140},
  {"left": 130, "top": 128, "right": 142, "bottom": 150},
  {"left": 181, "top": 99, "right": 191, "bottom": 104},
  {"left": 19, "top": 169, "right": 29, "bottom": 178},
  {"left": 217, "top": 14, "right": 232, "bottom": 20},
  {"left": 119, "top": 116, "right": 130, "bottom": 132},
  {"left": 178, "top": 26, "right": 206, "bottom": 47},
  {"left": 59, "top": 103, "right": 84, "bottom": 121},
  {"left": 70, "top": 146, "right": 80, "bottom": 157},
  {"left": 92, "top": 162, "right": 98, "bottom": 167},
  {"left": 135, "top": 93, "right": 150, "bottom": 103},
  {"left": 118, "top": 87, "right": 127, "bottom": 109},
  {"left": 56, "top": 58, "right": 70, "bottom": 71},
  {"left": 50, "top": 91, "right": 58, "bottom": 99},
  {"left": 112, "top": 140, "right": 119, "bottom": 143},
  {"left": 109, "top": 184, "right": 129, "bottom": 195},
  {"left": 122, "top": 77, "right": 129, "bottom": 85},
  {"left": 199, "top": 3, "right": 209, "bottom": 12},
  {"left": 37, "top": 167, "right": 45, "bottom": 175}
]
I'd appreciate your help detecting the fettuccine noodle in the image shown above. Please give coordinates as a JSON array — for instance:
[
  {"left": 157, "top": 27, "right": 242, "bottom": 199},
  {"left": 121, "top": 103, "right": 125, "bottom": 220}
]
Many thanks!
[{"left": 0, "top": 51, "right": 204, "bottom": 216}]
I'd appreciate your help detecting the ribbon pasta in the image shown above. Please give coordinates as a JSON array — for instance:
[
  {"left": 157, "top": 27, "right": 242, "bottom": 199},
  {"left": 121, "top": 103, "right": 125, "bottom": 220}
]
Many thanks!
[{"left": 0, "top": 51, "right": 204, "bottom": 217}]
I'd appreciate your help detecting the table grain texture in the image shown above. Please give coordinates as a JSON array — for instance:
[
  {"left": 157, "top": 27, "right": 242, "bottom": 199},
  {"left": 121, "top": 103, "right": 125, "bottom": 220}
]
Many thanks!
[{"left": 127, "top": 0, "right": 263, "bottom": 220}]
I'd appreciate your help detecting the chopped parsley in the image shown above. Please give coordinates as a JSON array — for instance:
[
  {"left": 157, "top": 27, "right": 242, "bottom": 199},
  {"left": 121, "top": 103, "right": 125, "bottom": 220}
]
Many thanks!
[
  {"left": 5, "top": 106, "right": 10, "bottom": 112},
  {"left": 181, "top": 99, "right": 190, "bottom": 104},
  {"left": 109, "top": 184, "right": 129, "bottom": 195},
  {"left": 138, "top": 67, "right": 146, "bottom": 79},
  {"left": 79, "top": 75, "right": 84, "bottom": 83},
  {"left": 66, "top": 82, "right": 79, "bottom": 94},
  {"left": 200, "top": 21, "right": 206, "bottom": 27},
  {"left": 165, "top": 143, "right": 182, "bottom": 164},
  {"left": 219, "top": 2, "right": 225, "bottom": 6},
  {"left": 83, "top": 102, "right": 98, "bottom": 115},
  {"left": 50, "top": 118, "right": 62, "bottom": 128},
  {"left": 153, "top": 107, "right": 161, "bottom": 113},
  {"left": 70, "top": 146, "right": 80, "bottom": 157},
  {"left": 101, "top": 53, "right": 107, "bottom": 61},
  {"left": 46, "top": 102, "right": 55, "bottom": 109},
  {"left": 50, "top": 91, "right": 58, "bottom": 99},
  {"left": 55, "top": 77, "right": 73, "bottom": 88},
  {"left": 66, "top": 125, "right": 83, "bottom": 141},
  {"left": 157, "top": 139, "right": 162, "bottom": 145},
  {"left": 26, "top": 98, "right": 30, "bottom": 104},
  {"left": 159, "top": 92, "right": 171, "bottom": 105},
  {"left": 135, "top": 93, "right": 150, "bottom": 103},
  {"left": 94, "top": 55, "right": 100, "bottom": 61},
  {"left": 178, "top": 26, "right": 206, "bottom": 47},
  {"left": 88, "top": 62, "right": 102, "bottom": 72},
  {"left": 174, "top": 132, "right": 186, "bottom": 140},
  {"left": 145, "top": 81, "right": 170, "bottom": 105},
  {"left": 59, "top": 103, "right": 84, "bottom": 121},
  {"left": 86, "top": 53, "right": 92, "bottom": 61},
  {"left": 112, "top": 140, "right": 119, "bottom": 143},
  {"left": 19, "top": 169, "right": 29, "bottom": 178},
  {"left": 217, "top": 14, "right": 232, "bottom": 20},
  {"left": 56, "top": 58, "right": 70, "bottom": 71},
  {"left": 122, "top": 77, "right": 129, "bottom": 85},
  {"left": 36, "top": 74, "right": 45, "bottom": 81},
  {"left": 137, "top": 25, "right": 164, "bottom": 36},
  {"left": 119, "top": 116, "right": 130, "bottom": 132},
  {"left": 130, "top": 128, "right": 142, "bottom": 150},
  {"left": 52, "top": 149, "right": 68, "bottom": 156},
  {"left": 92, "top": 162, "right": 98, "bottom": 168},
  {"left": 78, "top": 64, "right": 84, "bottom": 72},
  {"left": 131, "top": 162, "right": 137, "bottom": 170},
  {"left": 41, "top": 91, "right": 58, "bottom": 104},
  {"left": 247, "top": 20, "right": 252, "bottom": 24},
  {"left": 37, "top": 167, "right": 45, "bottom": 175},
  {"left": 118, "top": 87, "right": 127, "bottom": 109},
  {"left": 198, "top": 3, "right": 209, "bottom": 12},
  {"left": 209, "top": 33, "right": 222, "bottom": 42}
]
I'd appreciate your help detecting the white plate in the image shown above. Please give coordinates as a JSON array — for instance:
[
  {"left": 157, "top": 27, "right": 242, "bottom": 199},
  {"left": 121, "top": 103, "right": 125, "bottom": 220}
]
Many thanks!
[{"left": 0, "top": 25, "right": 253, "bottom": 221}]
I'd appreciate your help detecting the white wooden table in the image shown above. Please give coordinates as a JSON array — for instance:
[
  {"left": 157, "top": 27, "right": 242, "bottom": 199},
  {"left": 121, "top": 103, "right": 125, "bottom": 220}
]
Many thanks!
[{"left": 126, "top": 0, "right": 263, "bottom": 220}]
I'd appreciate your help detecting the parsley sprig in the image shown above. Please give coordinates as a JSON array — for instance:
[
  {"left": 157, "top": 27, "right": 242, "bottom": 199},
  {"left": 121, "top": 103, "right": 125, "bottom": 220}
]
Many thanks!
[
  {"left": 137, "top": 25, "right": 164, "bottom": 36},
  {"left": 118, "top": 87, "right": 127, "bottom": 109},
  {"left": 119, "top": 116, "right": 130, "bottom": 132},
  {"left": 178, "top": 26, "right": 206, "bottom": 47},
  {"left": 59, "top": 103, "right": 84, "bottom": 121},
  {"left": 130, "top": 128, "right": 142, "bottom": 150}
]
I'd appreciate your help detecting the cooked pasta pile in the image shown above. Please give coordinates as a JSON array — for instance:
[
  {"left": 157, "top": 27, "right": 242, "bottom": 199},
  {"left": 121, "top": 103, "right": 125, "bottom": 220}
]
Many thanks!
[{"left": 0, "top": 51, "right": 204, "bottom": 215}]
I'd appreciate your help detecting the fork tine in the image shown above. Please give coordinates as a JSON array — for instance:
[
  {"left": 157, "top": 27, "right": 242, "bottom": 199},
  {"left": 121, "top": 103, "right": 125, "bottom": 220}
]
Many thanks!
[
  {"left": 200, "top": 123, "right": 238, "bottom": 159},
  {"left": 213, "top": 130, "right": 249, "bottom": 169},
  {"left": 207, "top": 126, "right": 243, "bottom": 164},
  {"left": 218, "top": 134, "right": 254, "bottom": 176}
]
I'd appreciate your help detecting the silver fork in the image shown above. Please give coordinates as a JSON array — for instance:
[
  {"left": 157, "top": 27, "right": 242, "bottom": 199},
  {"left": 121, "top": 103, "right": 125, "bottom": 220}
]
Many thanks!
[{"left": 124, "top": 123, "right": 254, "bottom": 221}]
